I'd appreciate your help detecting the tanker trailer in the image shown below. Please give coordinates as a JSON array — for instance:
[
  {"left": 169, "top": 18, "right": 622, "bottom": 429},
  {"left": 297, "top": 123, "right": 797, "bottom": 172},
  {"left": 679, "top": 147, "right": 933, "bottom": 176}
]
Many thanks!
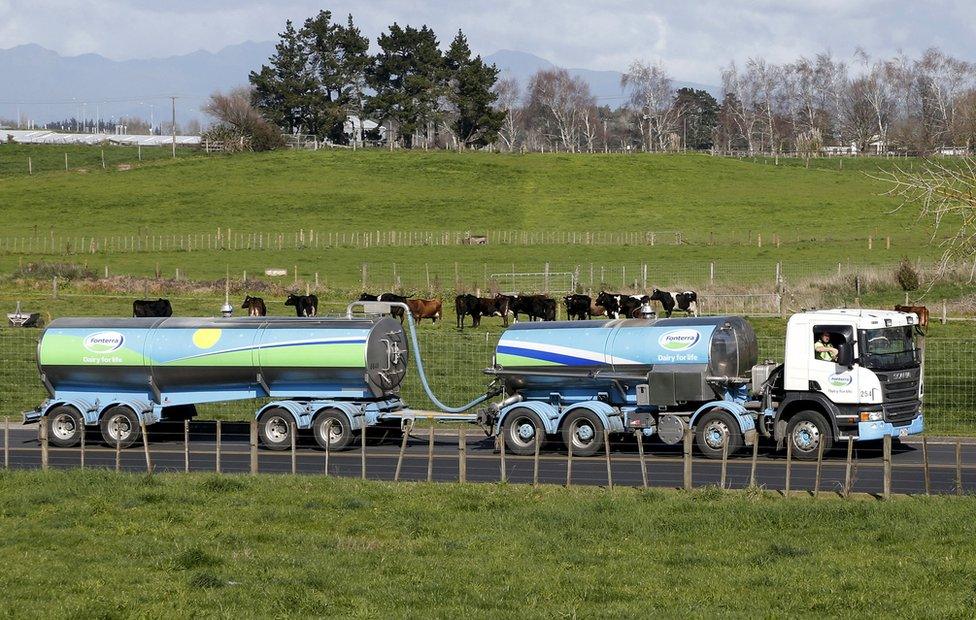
[
  {"left": 483, "top": 316, "right": 760, "bottom": 457},
  {"left": 25, "top": 315, "right": 409, "bottom": 450}
]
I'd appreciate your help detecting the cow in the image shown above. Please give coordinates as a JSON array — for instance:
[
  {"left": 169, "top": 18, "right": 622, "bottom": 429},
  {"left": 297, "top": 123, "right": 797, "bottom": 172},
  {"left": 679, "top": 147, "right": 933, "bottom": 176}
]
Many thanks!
[
  {"left": 894, "top": 304, "right": 929, "bottom": 328},
  {"left": 359, "top": 292, "right": 412, "bottom": 321},
  {"left": 595, "top": 292, "right": 649, "bottom": 319},
  {"left": 285, "top": 293, "right": 318, "bottom": 317},
  {"left": 511, "top": 294, "right": 555, "bottom": 322},
  {"left": 474, "top": 294, "right": 513, "bottom": 327},
  {"left": 406, "top": 298, "right": 443, "bottom": 324},
  {"left": 589, "top": 302, "right": 606, "bottom": 319},
  {"left": 564, "top": 294, "right": 592, "bottom": 320},
  {"left": 455, "top": 294, "right": 480, "bottom": 329},
  {"left": 650, "top": 289, "right": 699, "bottom": 318},
  {"left": 133, "top": 298, "right": 172, "bottom": 317},
  {"left": 241, "top": 295, "right": 267, "bottom": 316}
]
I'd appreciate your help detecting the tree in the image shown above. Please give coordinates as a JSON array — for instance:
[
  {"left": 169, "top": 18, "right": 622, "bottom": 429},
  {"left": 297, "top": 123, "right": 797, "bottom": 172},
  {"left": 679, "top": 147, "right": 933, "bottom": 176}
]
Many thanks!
[
  {"left": 203, "top": 87, "right": 285, "bottom": 152},
  {"left": 673, "top": 88, "right": 719, "bottom": 150},
  {"left": 367, "top": 23, "right": 445, "bottom": 148},
  {"left": 526, "top": 68, "right": 592, "bottom": 151},
  {"left": 494, "top": 77, "right": 523, "bottom": 151},
  {"left": 622, "top": 60, "right": 677, "bottom": 151},
  {"left": 443, "top": 30, "right": 505, "bottom": 148},
  {"left": 249, "top": 20, "right": 317, "bottom": 135},
  {"left": 721, "top": 61, "right": 761, "bottom": 153}
]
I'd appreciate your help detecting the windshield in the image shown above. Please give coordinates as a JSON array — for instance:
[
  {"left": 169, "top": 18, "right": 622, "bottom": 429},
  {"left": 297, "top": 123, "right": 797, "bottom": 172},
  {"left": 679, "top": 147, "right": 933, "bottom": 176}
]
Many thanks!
[{"left": 859, "top": 326, "right": 918, "bottom": 371}]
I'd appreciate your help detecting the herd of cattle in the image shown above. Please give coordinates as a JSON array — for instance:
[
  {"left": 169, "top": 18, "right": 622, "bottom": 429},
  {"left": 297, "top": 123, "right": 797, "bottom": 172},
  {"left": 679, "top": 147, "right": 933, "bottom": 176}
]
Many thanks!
[{"left": 131, "top": 289, "right": 700, "bottom": 326}]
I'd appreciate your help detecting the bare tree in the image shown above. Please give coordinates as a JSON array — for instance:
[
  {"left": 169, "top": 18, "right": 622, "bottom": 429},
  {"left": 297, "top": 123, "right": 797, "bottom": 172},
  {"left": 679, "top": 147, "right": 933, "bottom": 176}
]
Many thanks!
[
  {"left": 494, "top": 77, "right": 523, "bottom": 151},
  {"left": 622, "top": 60, "right": 678, "bottom": 151},
  {"left": 526, "top": 68, "right": 591, "bottom": 151},
  {"left": 915, "top": 48, "right": 975, "bottom": 148},
  {"left": 721, "top": 61, "right": 761, "bottom": 153},
  {"left": 203, "top": 87, "right": 285, "bottom": 151}
]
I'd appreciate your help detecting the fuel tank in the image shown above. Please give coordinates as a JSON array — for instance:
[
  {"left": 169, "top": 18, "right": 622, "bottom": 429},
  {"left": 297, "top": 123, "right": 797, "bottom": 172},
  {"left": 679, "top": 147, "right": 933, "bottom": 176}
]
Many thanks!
[{"left": 37, "top": 316, "right": 408, "bottom": 401}]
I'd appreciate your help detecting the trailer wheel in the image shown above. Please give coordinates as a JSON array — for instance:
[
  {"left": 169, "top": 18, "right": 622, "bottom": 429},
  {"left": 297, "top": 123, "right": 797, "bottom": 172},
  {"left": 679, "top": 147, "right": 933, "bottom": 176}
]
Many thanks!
[
  {"left": 258, "top": 408, "right": 294, "bottom": 451},
  {"left": 99, "top": 406, "right": 141, "bottom": 449},
  {"left": 694, "top": 410, "right": 743, "bottom": 459},
  {"left": 503, "top": 408, "right": 545, "bottom": 456},
  {"left": 561, "top": 409, "right": 605, "bottom": 457},
  {"left": 46, "top": 405, "right": 85, "bottom": 448},
  {"left": 786, "top": 410, "right": 833, "bottom": 461},
  {"left": 312, "top": 409, "right": 353, "bottom": 451}
]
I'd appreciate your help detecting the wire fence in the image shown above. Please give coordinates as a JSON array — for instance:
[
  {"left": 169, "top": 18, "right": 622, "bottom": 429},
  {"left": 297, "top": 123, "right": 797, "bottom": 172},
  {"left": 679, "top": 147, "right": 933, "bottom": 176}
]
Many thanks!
[
  {"left": 5, "top": 418, "right": 975, "bottom": 499},
  {"left": 1, "top": 328, "right": 973, "bottom": 435}
]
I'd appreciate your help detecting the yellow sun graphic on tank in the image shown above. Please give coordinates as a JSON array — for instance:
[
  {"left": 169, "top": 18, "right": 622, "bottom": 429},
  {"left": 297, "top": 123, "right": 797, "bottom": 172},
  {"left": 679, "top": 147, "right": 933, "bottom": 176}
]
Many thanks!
[{"left": 192, "top": 328, "right": 222, "bottom": 349}]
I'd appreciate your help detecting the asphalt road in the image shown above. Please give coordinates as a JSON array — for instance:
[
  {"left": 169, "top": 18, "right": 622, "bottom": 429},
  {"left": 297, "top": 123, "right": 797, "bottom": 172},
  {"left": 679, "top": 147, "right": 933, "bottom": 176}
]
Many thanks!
[{"left": 4, "top": 422, "right": 975, "bottom": 495}]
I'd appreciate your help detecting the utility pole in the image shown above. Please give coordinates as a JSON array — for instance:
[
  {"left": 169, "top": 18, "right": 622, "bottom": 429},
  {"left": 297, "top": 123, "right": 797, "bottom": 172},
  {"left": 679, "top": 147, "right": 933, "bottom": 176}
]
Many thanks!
[{"left": 171, "top": 96, "right": 177, "bottom": 158}]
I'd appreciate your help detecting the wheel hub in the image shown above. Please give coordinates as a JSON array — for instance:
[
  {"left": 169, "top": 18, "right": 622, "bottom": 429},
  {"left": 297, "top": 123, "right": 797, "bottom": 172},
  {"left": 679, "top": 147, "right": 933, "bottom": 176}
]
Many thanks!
[
  {"left": 516, "top": 421, "right": 535, "bottom": 441},
  {"left": 110, "top": 416, "right": 131, "bottom": 440},
  {"left": 52, "top": 414, "right": 76, "bottom": 440},
  {"left": 575, "top": 422, "right": 595, "bottom": 442},
  {"left": 792, "top": 421, "right": 820, "bottom": 452},
  {"left": 268, "top": 416, "right": 289, "bottom": 442},
  {"left": 703, "top": 420, "right": 729, "bottom": 450}
]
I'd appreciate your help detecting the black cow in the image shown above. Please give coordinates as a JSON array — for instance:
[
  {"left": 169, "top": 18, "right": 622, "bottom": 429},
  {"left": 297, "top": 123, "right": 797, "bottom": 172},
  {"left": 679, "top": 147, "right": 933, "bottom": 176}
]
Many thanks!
[
  {"left": 474, "top": 294, "right": 513, "bottom": 327},
  {"left": 455, "top": 293, "right": 480, "bottom": 329},
  {"left": 650, "top": 289, "right": 699, "bottom": 317},
  {"left": 563, "top": 294, "right": 591, "bottom": 320},
  {"left": 241, "top": 295, "right": 267, "bottom": 316},
  {"left": 595, "top": 292, "right": 648, "bottom": 319},
  {"left": 285, "top": 293, "right": 318, "bottom": 317},
  {"left": 133, "top": 298, "right": 172, "bottom": 317},
  {"left": 511, "top": 294, "right": 555, "bottom": 322}
]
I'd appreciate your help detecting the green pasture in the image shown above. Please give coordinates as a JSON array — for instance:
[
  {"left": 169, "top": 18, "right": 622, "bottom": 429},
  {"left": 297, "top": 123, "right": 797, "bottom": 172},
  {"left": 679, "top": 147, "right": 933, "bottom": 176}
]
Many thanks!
[
  {"left": 0, "top": 142, "right": 198, "bottom": 176},
  {"left": 2, "top": 470, "right": 976, "bottom": 617}
]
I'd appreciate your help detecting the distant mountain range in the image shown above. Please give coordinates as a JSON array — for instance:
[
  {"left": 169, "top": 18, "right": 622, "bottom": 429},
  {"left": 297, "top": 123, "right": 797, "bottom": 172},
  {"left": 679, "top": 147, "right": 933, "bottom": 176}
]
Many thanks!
[{"left": 0, "top": 43, "right": 719, "bottom": 127}]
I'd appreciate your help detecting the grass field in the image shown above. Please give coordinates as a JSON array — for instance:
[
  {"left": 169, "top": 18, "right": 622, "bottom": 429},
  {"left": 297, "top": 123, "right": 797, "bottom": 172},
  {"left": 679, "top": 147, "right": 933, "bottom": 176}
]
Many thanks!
[
  {"left": 2, "top": 470, "right": 976, "bottom": 617},
  {"left": 0, "top": 142, "right": 199, "bottom": 176}
]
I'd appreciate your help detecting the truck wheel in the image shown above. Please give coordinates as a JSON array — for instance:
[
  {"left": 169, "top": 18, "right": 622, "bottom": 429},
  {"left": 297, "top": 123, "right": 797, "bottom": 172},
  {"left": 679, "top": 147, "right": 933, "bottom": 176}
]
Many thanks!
[
  {"left": 694, "top": 410, "right": 743, "bottom": 459},
  {"left": 561, "top": 409, "right": 605, "bottom": 457},
  {"left": 786, "top": 411, "right": 833, "bottom": 461},
  {"left": 99, "top": 406, "right": 141, "bottom": 449},
  {"left": 258, "top": 408, "right": 294, "bottom": 451},
  {"left": 46, "top": 405, "right": 85, "bottom": 448},
  {"left": 312, "top": 409, "right": 353, "bottom": 451},
  {"left": 503, "top": 408, "right": 545, "bottom": 456}
]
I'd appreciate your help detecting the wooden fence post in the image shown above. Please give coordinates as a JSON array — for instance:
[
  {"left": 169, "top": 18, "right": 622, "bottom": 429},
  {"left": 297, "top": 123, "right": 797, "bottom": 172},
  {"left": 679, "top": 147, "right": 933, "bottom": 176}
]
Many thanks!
[
  {"left": 184, "top": 419, "right": 190, "bottom": 473},
  {"left": 4, "top": 417, "right": 8, "bottom": 469},
  {"left": 720, "top": 440, "right": 729, "bottom": 489},
  {"left": 635, "top": 431, "right": 648, "bottom": 489},
  {"left": 532, "top": 425, "right": 541, "bottom": 488},
  {"left": 360, "top": 424, "right": 367, "bottom": 480},
  {"left": 955, "top": 439, "right": 962, "bottom": 497},
  {"left": 784, "top": 437, "right": 793, "bottom": 497},
  {"left": 883, "top": 434, "right": 892, "bottom": 500},
  {"left": 250, "top": 419, "right": 258, "bottom": 475},
  {"left": 140, "top": 418, "right": 152, "bottom": 475},
  {"left": 682, "top": 427, "right": 693, "bottom": 491},
  {"left": 324, "top": 421, "right": 332, "bottom": 477},
  {"left": 814, "top": 436, "right": 824, "bottom": 498},
  {"left": 427, "top": 427, "right": 435, "bottom": 482},
  {"left": 604, "top": 432, "right": 613, "bottom": 490},
  {"left": 291, "top": 421, "right": 297, "bottom": 475},
  {"left": 565, "top": 433, "right": 574, "bottom": 487},
  {"left": 79, "top": 421, "right": 85, "bottom": 470},
  {"left": 843, "top": 439, "right": 854, "bottom": 498},
  {"left": 458, "top": 428, "right": 466, "bottom": 483},
  {"left": 40, "top": 419, "right": 49, "bottom": 471},
  {"left": 749, "top": 436, "right": 758, "bottom": 487},
  {"left": 215, "top": 420, "right": 222, "bottom": 473},
  {"left": 922, "top": 435, "right": 930, "bottom": 496},
  {"left": 499, "top": 432, "right": 506, "bottom": 483},
  {"left": 115, "top": 418, "right": 122, "bottom": 472}
]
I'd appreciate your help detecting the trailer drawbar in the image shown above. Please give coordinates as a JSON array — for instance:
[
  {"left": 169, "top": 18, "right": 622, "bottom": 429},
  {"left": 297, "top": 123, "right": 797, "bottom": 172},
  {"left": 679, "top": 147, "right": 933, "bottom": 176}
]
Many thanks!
[{"left": 24, "top": 303, "right": 924, "bottom": 459}]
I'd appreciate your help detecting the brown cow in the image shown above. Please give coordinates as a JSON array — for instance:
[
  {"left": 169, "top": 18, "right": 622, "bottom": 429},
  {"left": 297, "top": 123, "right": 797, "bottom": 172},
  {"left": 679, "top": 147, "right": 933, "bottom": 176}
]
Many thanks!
[
  {"left": 894, "top": 305, "right": 929, "bottom": 328},
  {"left": 406, "top": 298, "right": 443, "bottom": 324}
]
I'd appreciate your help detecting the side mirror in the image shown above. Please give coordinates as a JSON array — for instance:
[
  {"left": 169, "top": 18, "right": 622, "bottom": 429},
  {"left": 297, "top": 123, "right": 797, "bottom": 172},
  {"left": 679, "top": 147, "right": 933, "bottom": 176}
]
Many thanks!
[{"left": 836, "top": 342, "right": 854, "bottom": 368}]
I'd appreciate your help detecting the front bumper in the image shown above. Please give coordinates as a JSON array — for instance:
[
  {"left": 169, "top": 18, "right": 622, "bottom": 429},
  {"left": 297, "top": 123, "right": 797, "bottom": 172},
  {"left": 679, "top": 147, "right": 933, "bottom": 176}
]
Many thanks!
[
  {"left": 22, "top": 409, "right": 42, "bottom": 425},
  {"left": 855, "top": 413, "right": 924, "bottom": 441}
]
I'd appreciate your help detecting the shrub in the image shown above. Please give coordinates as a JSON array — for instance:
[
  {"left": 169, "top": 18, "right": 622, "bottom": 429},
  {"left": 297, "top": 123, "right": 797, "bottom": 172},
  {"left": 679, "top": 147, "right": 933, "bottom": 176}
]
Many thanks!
[{"left": 895, "top": 257, "right": 920, "bottom": 291}]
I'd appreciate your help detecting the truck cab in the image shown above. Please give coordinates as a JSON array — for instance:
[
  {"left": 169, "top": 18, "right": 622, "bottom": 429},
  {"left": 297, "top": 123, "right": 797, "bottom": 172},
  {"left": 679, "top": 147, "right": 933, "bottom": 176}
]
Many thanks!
[{"left": 766, "top": 309, "right": 924, "bottom": 458}]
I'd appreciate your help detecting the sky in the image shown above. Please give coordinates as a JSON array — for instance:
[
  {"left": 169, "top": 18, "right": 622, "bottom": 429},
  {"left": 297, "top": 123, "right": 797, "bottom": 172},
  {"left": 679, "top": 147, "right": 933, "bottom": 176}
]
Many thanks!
[{"left": 1, "top": 0, "right": 975, "bottom": 83}]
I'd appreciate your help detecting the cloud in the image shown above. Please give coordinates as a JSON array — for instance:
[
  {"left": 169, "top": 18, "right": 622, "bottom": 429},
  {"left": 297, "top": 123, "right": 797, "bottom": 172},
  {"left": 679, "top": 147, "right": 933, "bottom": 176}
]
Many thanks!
[{"left": 1, "top": 0, "right": 975, "bottom": 82}]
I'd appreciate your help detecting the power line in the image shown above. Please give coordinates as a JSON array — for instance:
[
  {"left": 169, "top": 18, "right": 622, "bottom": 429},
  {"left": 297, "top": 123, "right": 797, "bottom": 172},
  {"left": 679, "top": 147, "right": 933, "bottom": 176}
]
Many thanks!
[{"left": 0, "top": 94, "right": 205, "bottom": 105}]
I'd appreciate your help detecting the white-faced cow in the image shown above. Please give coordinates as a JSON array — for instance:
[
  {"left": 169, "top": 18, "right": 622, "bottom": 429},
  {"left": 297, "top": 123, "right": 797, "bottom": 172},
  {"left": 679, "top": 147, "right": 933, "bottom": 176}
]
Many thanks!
[
  {"left": 285, "top": 293, "right": 318, "bottom": 317},
  {"left": 650, "top": 289, "right": 698, "bottom": 317},
  {"left": 133, "top": 299, "right": 173, "bottom": 317}
]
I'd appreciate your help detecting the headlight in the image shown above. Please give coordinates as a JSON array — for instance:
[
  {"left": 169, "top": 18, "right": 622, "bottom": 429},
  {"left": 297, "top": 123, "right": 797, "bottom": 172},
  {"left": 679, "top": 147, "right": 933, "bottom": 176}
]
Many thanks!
[{"left": 860, "top": 411, "right": 883, "bottom": 422}]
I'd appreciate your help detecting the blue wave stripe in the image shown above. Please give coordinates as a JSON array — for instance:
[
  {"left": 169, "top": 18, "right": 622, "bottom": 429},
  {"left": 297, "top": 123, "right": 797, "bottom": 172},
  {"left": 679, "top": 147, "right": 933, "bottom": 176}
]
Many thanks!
[{"left": 497, "top": 345, "right": 605, "bottom": 367}]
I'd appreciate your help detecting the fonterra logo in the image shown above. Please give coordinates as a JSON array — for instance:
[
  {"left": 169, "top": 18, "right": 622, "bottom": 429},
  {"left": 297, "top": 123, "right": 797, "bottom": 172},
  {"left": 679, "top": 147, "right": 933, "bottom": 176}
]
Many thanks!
[
  {"left": 658, "top": 329, "right": 700, "bottom": 352},
  {"left": 829, "top": 374, "right": 853, "bottom": 387},
  {"left": 83, "top": 331, "right": 124, "bottom": 353}
]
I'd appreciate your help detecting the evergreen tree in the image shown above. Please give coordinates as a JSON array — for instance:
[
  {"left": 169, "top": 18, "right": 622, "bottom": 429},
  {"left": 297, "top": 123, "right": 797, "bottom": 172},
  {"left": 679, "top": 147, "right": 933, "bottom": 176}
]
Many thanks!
[
  {"left": 249, "top": 20, "right": 317, "bottom": 134},
  {"left": 367, "top": 23, "right": 444, "bottom": 148},
  {"left": 674, "top": 87, "right": 719, "bottom": 150},
  {"left": 444, "top": 30, "right": 505, "bottom": 148}
]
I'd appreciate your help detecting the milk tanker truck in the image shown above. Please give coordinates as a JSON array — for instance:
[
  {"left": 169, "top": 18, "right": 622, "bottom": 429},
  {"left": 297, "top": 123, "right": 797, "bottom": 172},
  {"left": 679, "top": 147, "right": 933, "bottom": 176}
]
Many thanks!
[{"left": 24, "top": 302, "right": 924, "bottom": 460}]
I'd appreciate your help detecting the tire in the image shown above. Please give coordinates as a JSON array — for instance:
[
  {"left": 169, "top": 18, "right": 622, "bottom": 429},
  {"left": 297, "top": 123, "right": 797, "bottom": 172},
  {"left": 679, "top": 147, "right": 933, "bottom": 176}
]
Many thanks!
[
  {"left": 46, "top": 405, "right": 85, "bottom": 448},
  {"left": 258, "top": 408, "right": 294, "bottom": 451},
  {"left": 99, "top": 406, "right": 141, "bottom": 449},
  {"left": 560, "top": 409, "right": 606, "bottom": 457},
  {"left": 694, "top": 410, "right": 744, "bottom": 459},
  {"left": 502, "top": 408, "right": 545, "bottom": 456},
  {"left": 786, "top": 410, "right": 833, "bottom": 461},
  {"left": 312, "top": 409, "right": 354, "bottom": 451}
]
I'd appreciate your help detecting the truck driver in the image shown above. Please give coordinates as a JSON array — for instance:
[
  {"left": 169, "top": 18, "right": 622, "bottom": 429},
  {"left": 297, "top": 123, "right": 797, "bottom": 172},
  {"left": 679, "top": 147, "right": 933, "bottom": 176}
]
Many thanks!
[{"left": 814, "top": 331, "right": 838, "bottom": 362}]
